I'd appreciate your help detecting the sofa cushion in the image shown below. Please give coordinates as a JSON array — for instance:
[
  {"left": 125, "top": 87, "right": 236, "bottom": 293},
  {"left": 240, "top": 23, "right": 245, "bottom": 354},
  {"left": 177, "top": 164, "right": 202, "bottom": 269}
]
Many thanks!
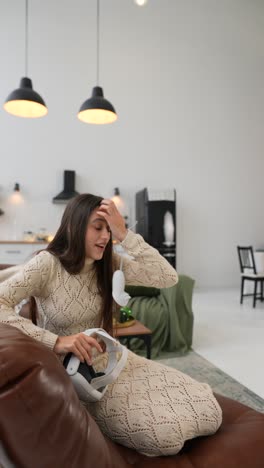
[{"left": 125, "top": 285, "right": 160, "bottom": 297}]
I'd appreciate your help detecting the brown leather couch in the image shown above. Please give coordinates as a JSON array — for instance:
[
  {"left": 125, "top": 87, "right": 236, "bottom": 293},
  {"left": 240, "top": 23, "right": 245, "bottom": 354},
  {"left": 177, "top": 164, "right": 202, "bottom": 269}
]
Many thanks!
[{"left": 1, "top": 322, "right": 264, "bottom": 468}]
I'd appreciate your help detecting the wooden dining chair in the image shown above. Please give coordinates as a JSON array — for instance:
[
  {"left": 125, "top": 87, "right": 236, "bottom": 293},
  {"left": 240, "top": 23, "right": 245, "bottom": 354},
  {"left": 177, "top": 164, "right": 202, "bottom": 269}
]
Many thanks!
[{"left": 237, "top": 246, "right": 264, "bottom": 308}]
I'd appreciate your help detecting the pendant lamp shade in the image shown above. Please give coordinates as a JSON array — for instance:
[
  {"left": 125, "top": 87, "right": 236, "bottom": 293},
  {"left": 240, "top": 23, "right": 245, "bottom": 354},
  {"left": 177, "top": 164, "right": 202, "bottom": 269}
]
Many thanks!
[
  {"left": 3, "top": 0, "right": 47, "bottom": 119},
  {"left": 78, "top": 0, "right": 117, "bottom": 125},
  {"left": 78, "top": 86, "right": 117, "bottom": 124},
  {"left": 4, "top": 77, "right": 48, "bottom": 118}
]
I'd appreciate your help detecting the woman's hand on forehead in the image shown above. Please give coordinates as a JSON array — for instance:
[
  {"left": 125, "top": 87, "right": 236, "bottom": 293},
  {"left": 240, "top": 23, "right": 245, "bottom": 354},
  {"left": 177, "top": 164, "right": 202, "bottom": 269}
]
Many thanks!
[{"left": 97, "top": 199, "right": 127, "bottom": 242}]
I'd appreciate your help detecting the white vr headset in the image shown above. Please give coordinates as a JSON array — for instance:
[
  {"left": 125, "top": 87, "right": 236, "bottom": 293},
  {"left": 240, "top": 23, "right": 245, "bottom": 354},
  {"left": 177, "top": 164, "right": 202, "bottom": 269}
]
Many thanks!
[
  {"left": 112, "top": 269, "right": 131, "bottom": 307},
  {"left": 112, "top": 252, "right": 131, "bottom": 307},
  {"left": 64, "top": 328, "right": 128, "bottom": 403}
]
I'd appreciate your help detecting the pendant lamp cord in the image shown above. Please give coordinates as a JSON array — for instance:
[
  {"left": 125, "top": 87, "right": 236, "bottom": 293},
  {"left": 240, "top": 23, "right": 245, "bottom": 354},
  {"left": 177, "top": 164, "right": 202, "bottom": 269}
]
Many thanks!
[
  {"left": 96, "top": 0, "right": 100, "bottom": 85},
  {"left": 25, "top": 0, "right": 28, "bottom": 76}
]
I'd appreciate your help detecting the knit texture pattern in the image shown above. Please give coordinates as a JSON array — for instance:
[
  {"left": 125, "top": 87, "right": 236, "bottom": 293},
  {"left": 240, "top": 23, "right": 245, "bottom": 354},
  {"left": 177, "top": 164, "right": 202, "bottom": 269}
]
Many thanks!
[{"left": 88, "top": 351, "right": 222, "bottom": 456}]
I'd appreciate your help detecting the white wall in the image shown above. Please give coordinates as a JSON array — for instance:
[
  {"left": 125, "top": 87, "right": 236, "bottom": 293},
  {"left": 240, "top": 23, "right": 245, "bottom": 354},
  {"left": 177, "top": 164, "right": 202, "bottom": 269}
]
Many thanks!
[{"left": 0, "top": 0, "right": 264, "bottom": 288}]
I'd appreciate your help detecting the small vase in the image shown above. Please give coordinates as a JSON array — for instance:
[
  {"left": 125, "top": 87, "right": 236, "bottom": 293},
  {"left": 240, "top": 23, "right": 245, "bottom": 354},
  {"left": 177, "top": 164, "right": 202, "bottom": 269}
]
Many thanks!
[{"left": 163, "top": 211, "right": 174, "bottom": 246}]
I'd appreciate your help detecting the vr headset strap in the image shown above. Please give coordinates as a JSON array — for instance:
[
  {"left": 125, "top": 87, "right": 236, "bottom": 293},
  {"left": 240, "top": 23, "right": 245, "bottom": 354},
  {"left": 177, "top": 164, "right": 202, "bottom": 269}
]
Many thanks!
[{"left": 82, "top": 328, "right": 128, "bottom": 389}]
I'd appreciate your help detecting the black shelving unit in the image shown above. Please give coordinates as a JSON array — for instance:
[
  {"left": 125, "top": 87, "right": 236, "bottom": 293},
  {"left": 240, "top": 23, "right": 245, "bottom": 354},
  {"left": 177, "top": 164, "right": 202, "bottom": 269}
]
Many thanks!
[{"left": 135, "top": 188, "right": 176, "bottom": 269}]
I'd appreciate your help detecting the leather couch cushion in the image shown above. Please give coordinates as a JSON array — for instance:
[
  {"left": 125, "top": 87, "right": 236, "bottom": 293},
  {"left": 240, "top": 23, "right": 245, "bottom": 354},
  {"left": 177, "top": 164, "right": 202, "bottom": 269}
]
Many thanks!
[{"left": 0, "top": 323, "right": 126, "bottom": 468}]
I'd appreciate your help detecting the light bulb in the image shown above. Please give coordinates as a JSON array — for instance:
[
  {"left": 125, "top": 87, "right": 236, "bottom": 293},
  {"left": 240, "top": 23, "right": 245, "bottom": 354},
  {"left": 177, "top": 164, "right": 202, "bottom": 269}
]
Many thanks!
[
  {"left": 111, "top": 188, "right": 126, "bottom": 217},
  {"left": 134, "top": 0, "right": 148, "bottom": 6},
  {"left": 111, "top": 195, "right": 126, "bottom": 216},
  {"left": 9, "top": 184, "right": 24, "bottom": 206}
]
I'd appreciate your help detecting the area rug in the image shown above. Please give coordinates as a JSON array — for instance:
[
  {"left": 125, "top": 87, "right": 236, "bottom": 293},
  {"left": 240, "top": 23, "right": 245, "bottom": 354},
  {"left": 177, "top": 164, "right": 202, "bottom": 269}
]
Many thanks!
[{"left": 156, "top": 351, "right": 264, "bottom": 413}]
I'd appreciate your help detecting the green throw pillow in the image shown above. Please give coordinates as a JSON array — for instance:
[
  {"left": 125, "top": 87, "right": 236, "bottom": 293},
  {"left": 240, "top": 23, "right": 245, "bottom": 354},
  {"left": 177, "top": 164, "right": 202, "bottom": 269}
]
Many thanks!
[{"left": 125, "top": 285, "right": 160, "bottom": 297}]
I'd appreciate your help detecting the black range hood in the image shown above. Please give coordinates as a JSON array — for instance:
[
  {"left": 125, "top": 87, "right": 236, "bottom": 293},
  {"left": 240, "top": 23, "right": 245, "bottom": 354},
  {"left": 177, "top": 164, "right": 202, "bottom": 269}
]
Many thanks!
[{"left": 52, "top": 170, "right": 79, "bottom": 204}]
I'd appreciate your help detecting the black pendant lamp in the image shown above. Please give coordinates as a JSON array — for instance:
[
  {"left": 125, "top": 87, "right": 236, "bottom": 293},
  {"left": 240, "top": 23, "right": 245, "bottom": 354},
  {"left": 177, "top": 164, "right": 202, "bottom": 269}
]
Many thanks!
[
  {"left": 3, "top": 0, "right": 47, "bottom": 118},
  {"left": 78, "top": 0, "right": 117, "bottom": 125}
]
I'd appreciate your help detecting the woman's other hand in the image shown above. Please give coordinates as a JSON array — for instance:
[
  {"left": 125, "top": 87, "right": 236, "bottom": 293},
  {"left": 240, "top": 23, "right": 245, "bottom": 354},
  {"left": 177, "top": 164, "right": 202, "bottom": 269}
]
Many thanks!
[
  {"left": 54, "top": 333, "right": 103, "bottom": 364},
  {"left": 96, "top": 199, "right": 127, "bottom": 242}
]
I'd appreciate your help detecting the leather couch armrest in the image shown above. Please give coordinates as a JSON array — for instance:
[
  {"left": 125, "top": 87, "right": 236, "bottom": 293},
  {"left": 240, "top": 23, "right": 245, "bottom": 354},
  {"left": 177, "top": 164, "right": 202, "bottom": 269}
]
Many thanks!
[{"left": 0, "top": 323, "right": 128, "bottom": 468}]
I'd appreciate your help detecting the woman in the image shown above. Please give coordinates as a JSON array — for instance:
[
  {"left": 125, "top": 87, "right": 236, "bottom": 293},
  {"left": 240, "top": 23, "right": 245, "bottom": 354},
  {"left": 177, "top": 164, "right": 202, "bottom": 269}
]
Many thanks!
[{"left": 0, "top": 194, "right": 222, "bottom": 456}]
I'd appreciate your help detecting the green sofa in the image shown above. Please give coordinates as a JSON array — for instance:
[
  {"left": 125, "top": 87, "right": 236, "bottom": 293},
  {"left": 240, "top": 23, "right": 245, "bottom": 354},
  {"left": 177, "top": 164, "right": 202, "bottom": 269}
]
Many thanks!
[{"left": 125, "top": 274, "right": 194, "bottom": 357}]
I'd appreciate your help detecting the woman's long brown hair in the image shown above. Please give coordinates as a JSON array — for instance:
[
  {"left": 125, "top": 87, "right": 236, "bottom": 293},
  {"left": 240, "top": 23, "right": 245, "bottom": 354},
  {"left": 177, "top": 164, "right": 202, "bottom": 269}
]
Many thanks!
[{"left": 45, "top": 194, "right": 115, "bottom": 334}]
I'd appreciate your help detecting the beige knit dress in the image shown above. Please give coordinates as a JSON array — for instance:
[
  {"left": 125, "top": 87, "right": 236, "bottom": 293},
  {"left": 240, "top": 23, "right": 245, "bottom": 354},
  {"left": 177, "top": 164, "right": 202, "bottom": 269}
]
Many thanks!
[{"left": 0, "top": 230, "right": 222, "bottom": 456}]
